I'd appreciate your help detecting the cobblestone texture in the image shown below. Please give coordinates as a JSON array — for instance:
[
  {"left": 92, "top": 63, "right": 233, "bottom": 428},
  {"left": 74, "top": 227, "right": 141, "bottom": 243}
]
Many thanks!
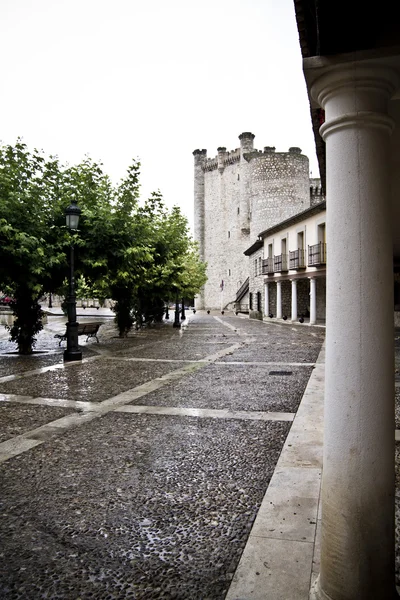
[
  {"left": 130, "top": 363, "right": 312, "bottom": 413},
  {"left": 0, "top": 404, "right": 76, "bottom": 443},
  {"left": 0, "top": 413, "right": 289, "bottom": 600},
  {"left": 0, "top": 359, "right": 188, "bottom": 403}
]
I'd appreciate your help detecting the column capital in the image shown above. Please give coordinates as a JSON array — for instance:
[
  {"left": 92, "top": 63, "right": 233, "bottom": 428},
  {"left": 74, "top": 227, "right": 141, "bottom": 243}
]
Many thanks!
[
  {"left": 309, "top": 62, "right": 399, "bottom": 142},
  {"left": 310, "top": 64, "right": 398, "bottom": 108}
]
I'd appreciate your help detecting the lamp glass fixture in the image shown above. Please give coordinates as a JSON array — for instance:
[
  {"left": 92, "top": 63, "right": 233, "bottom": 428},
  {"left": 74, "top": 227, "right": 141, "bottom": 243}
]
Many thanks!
[{"left": 65, "top": 199, "right": 81, "bottom": 230}]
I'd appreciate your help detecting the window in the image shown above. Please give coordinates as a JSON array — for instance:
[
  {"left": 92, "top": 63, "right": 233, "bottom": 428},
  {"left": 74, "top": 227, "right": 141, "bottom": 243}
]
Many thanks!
[
  {"left": 297, "top": 230, "right": 304, "bottom": 249},
  {"left": 254, "top": 259, "right": 258, "bottom": 276},
  {"left": 258, "top": 257, "right": 261, "bottom": 274},
  {"left": 318, "top": 223, "right": 326, "bottom": 244},
  {"left": 228, "top": 269, "right": 231, "bottom": 276},
  {"left": 237, "top": 207, "right": 240, "bottom": 215},
  {"left": 249, "top": 292, "right": 253, "bottom": 310},
  {"left": 257, "top": 291, "right": 261, "bottom": 312},
  {"left": 268, "top": 243, "right": 273, "bottom": 258}
]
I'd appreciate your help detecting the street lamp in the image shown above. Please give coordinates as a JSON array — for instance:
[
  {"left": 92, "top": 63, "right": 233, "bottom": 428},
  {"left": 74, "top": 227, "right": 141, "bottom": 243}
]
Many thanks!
[
  {"left": 173, "top": 296, "right": 181, "bottom": 328},
  {"left": 181, "top": 298, "right": 186, "bottom": 321},
  {"left": 64, "top": 197, "right": 82, "bottom": 362}
]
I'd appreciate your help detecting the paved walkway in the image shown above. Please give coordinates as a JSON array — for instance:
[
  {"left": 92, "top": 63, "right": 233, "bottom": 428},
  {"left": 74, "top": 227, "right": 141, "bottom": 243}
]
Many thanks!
[{"left": 0, "top": 311, "right": 326, "bottom": 598}]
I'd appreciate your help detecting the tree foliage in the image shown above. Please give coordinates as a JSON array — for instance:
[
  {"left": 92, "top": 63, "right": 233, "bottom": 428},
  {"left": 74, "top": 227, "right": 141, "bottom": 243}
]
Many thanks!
[{"left": 0, "top": 140, "right": 207, "bottom": 350}]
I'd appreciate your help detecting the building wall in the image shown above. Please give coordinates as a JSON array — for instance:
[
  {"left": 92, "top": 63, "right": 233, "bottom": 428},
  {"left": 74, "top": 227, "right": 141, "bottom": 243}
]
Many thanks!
[{"left": 194, "top": 133, "right": 318, "bottom": 310}]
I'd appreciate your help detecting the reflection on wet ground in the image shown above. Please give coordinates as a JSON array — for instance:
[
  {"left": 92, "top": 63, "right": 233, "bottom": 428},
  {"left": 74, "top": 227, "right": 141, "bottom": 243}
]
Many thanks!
[{"left": 0, "top": 312, "right": 325, "bottom": 599}]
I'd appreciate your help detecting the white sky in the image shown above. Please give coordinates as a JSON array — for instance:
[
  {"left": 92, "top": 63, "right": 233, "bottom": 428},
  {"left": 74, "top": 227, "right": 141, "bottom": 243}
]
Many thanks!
[{"left": 0, "top": 0, "right": 319, "bottom": 232}]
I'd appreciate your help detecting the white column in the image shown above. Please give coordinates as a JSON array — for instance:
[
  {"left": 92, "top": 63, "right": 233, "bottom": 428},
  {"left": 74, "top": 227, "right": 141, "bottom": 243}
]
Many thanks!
[
  {"left": 309, "top": 277, "right": 316, "bottom": 325},
  {"left": 309, "top": 64, "right": 398, "bottom": 600},
  {"left": 264, "top": 282, "right": 269, "bottom": 316},
  {"left": 276, "top": 281, "right": 282, "bottom": 319},
  {"left": 291, "top": 279, "right": 297, "bottom": 321}
]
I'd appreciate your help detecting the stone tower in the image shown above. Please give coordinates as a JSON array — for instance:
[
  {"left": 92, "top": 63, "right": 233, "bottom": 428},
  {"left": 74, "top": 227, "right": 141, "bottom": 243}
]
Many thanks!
[{"left": 193, "top": 132, "right": 316, "bottom": 310}]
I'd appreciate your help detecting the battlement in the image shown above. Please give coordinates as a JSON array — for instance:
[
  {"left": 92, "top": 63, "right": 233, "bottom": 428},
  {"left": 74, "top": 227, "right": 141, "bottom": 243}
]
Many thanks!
[
  {"left": 203, "top": 148, "right": 241, "bottom": 172},
  {"left": 309, "top": 177, "right": 325, "bottom": 206},
  {"left": 197, "top": 134, "right": 307, "bottom": 173}
]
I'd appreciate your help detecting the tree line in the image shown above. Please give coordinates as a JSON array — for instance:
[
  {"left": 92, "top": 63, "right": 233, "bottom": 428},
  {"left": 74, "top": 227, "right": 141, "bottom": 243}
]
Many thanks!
[{"left": 0, "top": 140, "right": 206, "bottom": 353}]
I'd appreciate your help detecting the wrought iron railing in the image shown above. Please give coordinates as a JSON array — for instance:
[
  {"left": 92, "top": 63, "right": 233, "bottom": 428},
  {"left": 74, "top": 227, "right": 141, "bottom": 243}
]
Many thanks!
[
  {"left": 289, "top": 248, "right": 306, "bottom": 269},
  {"left": 262, "top": 258, "right": 274, "bottom": 275},
  {"left": 274, "top": 254, "right": 288, "bottom": 272},
  {"left": 236, "top": 277, "right": 249, "bottom": 301},
  {"left": 308, "top": 242, "right": 327, "bottom": 266}
]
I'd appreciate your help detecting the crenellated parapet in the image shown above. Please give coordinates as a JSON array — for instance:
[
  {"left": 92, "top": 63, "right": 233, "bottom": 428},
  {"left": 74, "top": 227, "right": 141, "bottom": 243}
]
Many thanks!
[
  {"left": 309, "top": 177, "right": 325, "bottom": 206},
  {"left": 203, "top": 148, "right": 241, "bottom": 172}
]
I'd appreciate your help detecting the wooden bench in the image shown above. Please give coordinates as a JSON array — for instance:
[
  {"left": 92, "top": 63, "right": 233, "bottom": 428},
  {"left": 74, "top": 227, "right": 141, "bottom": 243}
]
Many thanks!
[{"left": 54, "top": 322, "right": 102, "bottom": 346}]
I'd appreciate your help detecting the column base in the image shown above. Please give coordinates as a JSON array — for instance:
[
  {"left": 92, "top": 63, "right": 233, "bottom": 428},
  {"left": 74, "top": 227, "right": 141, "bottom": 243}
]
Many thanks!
[
  {"left": 63, "top": 349, "right": 82, "bottom": 362},
  {"left": 310, "top": 577, "right": 332, "bottom": 600},
  {"left": 310, "top": 575, "right": 400, "bottom": 600}
]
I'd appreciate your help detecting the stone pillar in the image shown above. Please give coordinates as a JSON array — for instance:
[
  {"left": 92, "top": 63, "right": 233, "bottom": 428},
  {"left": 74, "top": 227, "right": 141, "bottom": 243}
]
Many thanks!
[
  {"left": 291, "top": 279, "right": 297, "bottom": 321},
  {"left": 309, "top": 63, "right": 398, "bottom": 600},
  {"left": 264, "top": 282, "right": 269, "bottom": 316},
  {"left": 309, "top": 277, "right": 316, "bottom": 325},
  {"left": 276, "top": 281, "right": 282, "bottom": 319},
  {"left": 193, "top": 149, "right": 207, "bottom": 309}
]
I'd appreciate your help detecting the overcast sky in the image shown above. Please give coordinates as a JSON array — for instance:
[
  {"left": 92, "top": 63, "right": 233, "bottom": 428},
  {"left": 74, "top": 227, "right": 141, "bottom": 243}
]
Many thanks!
[{"left": 1, "top": 0, "right": 318, "bottom": 231}]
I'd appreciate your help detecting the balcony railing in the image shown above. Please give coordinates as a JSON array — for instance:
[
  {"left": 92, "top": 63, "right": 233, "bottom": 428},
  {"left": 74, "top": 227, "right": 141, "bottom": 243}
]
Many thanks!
[
  {"left": 289, "top": 248, "right": 306, "bottom": 269},
  {"left": 308, "top": 242, "right": 327, "bottom": 266},
  {"left": 262, "top": 258, "right": 274, "bottom": 275},
  {"left": 274, "top": 253, "right": 288, "bottom": 273}
]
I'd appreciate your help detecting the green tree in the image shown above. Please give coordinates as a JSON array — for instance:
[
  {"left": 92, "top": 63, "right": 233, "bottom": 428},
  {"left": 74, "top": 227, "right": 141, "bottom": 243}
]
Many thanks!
[
  {"left": 0, "top": 141, "right": 207, "bottom": 349},
  {"left": 0, "top": 141, "right": 69, "bottom": 353}
]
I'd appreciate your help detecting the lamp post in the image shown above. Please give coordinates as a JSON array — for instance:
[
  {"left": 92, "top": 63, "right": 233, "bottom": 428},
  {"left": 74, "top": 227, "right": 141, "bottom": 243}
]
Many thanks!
[
  {"left": 181, "top": 298, "right": 186, "bottom": 321},
  {"left": 173, "top": 296, "right": 181, "bottom": 328},
  {"left": 64, "top": 198, "right": 82, "bottom": 362}
]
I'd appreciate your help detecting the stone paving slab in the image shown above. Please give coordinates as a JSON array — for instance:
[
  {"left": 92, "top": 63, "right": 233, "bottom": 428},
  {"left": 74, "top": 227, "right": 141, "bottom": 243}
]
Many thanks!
[
  {"left": 0, "top": 403, "right": 76, "bottom": 443},
  {"left": 0, "top": 359, "right": 188, "bottom": 403},
  {"left": 0, "top": 412, "right": 290, "bottom": 600},
  {"left": 225, "top": 536, "right": 314, "bottom": 600},
  {"left": 128, "top": 363, "right": 314, "bottom": 413}
]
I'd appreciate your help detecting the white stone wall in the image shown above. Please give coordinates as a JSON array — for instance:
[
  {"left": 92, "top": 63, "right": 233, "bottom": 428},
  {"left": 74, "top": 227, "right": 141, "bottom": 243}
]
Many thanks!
[{"left": 202, "top": 159, "right": 250, "bottom": 310}]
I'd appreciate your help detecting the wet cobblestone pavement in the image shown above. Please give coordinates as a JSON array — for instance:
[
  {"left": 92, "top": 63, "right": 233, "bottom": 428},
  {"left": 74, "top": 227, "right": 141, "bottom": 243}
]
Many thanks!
[{"left": 0, "top": 312, "right": 325, "bottom": 599}]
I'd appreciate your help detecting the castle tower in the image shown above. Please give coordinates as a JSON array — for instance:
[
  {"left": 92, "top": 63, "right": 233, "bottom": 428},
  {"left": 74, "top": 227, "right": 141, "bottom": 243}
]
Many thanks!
[
  {"left": 247, "top": 145, "right": 310, "bottom": 238},
  {"left": 193, "top": 133, "right": 318, "bottom": 311},
  {"left": 193, "top": 149, "right": 207, "bottom": 309}
]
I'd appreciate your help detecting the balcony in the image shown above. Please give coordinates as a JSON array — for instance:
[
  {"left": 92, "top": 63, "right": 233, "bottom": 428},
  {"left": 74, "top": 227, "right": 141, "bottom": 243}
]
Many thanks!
[
  {"left": 262, "top": 258, "right": 274, "bottom": 275},
  {"left": 289, "top": 248, "right": 306, "bottom": 269},
  {"left": 308, "top": 242, "right": 327, "bottom": 266},
  {"left": 274, "top": 253, "right": 288, "bottom": 273}
]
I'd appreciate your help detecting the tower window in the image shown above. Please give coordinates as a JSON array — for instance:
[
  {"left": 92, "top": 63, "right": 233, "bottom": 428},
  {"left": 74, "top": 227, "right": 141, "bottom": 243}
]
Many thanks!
[
  {"left": 228, "top": 231, "right": 230, "bottom": 238},
  {"left": 237, "top": 207, "right": 240, "bottom": 215}
]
